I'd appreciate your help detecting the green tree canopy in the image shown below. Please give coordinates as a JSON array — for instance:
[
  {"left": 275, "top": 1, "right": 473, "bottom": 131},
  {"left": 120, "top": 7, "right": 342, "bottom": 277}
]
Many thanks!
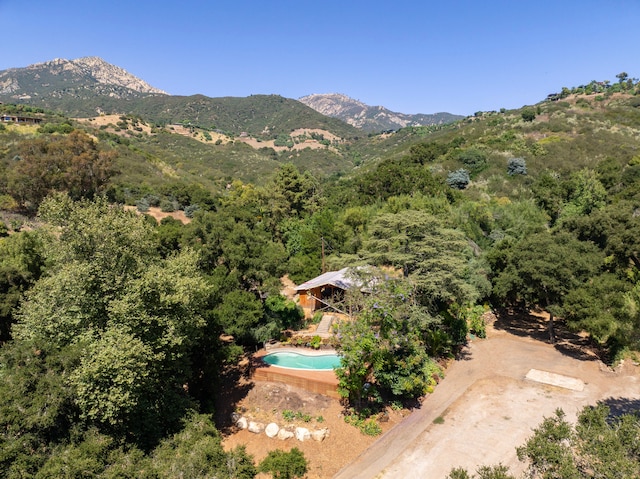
[
  {"left": 363, "top": 210, "right": 485, "bottom": 309},
  {"left": 10, "top": 195, "right": 213, "bottom": 447},
  {"left": 336, "top": 274, "right": 443, "bottom": 406},
  {"left": 152, "top": 413, "right": 256, "bottom": 479},
  {"left": 353, "top": 157, "right": 444, "bottom": 203},
  {"left": 516, "top": 405, "right": 640, "bottom": 479},
  {"left": 490, "top": 231, "right": 602, "bottom": 342},
  {"left": 6, "top": 130, "right": 116, "bottom": 212}
]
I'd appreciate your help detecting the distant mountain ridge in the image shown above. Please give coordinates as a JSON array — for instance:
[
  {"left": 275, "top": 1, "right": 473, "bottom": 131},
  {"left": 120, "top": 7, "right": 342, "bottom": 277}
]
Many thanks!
[
  {"left": 0, "top": 56, "right": 167, "bottom": 103},
  {"left": 0, "top": 57, "right": 459, "bottom": 136},
  {"left": 299, "top": 93, "right": 463, "bottom": 132},
  {"left": 0, "top": 58, "right": 360, "bottom": 138}
]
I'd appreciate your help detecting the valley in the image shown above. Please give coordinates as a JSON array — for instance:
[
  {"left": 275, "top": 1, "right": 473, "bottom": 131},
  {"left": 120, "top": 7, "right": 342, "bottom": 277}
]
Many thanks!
[{"left": 1, "top": 58, "right": 640, "bottom": 478}]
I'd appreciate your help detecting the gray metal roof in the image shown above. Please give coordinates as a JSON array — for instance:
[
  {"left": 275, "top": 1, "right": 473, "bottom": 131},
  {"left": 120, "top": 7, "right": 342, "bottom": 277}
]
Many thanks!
[{"left": 294, "top": 267, "right": 354, "bottom": 291}]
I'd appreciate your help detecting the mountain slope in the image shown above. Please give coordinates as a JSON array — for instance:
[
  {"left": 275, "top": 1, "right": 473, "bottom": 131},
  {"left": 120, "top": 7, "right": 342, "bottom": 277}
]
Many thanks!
[
  {"left": 299, "top": 93, "right": 463, "bottom": 132},
  {"left": 0, "top": 58, "right": 361, "bottom": 139},
  {"left": 0, "top": 57, "right": 166, "bottom": 104},
  {"left": 119, "top": 94, "right": 362, "bottom": 138}
]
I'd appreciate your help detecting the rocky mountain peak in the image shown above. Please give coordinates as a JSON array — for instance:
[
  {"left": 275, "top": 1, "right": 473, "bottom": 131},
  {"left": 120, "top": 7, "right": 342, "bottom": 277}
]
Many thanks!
[
  {"left": 71, "top": 57, "right": 167, "bottom": 94},
  {"left": 299, "top": 93, "right": 462, "bottom": 133},
  {"left": 299, "top": 93, "right": 368, "bottom": 116},
  {"left": 2, "top": 57, "right": 167, "bottom": 98}
]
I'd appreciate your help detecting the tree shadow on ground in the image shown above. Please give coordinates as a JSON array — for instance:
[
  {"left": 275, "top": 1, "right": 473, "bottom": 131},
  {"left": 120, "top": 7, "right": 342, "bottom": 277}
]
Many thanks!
[
  {"left": 492, "top": 307, "right": 607, "bottom": 363},
  {"left": 455, "top": 345, "right": 473, "bottom": 361},
  {"left": 600, "top": 397, "right": 640, "bottom": 418},
  {"left": 212, "top": 354, "right": 256, "bottom": 434}
]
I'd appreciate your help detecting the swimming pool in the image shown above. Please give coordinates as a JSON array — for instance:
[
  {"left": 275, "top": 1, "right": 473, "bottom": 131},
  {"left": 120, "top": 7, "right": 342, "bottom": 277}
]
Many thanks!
[{"left": 262, "top": 351, "right": 341, "bottom": 370}]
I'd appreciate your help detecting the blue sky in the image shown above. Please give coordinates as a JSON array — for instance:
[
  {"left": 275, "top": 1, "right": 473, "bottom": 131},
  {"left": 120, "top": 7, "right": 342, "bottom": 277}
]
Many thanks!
[{"left": 1, "top": 0, "right": 638, "bottom": 115}]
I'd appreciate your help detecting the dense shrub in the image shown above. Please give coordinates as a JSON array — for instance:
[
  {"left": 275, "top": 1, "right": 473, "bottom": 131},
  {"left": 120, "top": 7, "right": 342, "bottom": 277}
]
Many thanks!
[
  {"left": 446, "top": 169, "right": 471, "bottom": 189},
  {"left": 183, "top": 204, "right": 200, "bottom": 218},
  {"left": 0, "top": 194, "right": 18, "bottom": 211},
  {"left": 259, "top": 448, "right": 308, "bottom": 479},
  {"left": 274, "top": 134, "right": 294, "bottom": 148},
  {"left": 146, "top": 195, "right": 161, "bottom": 207},
  {"left": 521, "top": 108, "right": 536, "bottom": 122},
  {"left": 38, "top": 122, "right": 74, "bottom": 134},
  {"left": 456, "top": 148, "right": 487, "bottom": 171},
  {"left": 507, "top": 157, "right": 527, "bottom": 176},
  {"left": 160, "top": 199, "right": 176, "bottom": 212},
  {"left": 136, "top": 198, "right": 150, "bottom": 212}
]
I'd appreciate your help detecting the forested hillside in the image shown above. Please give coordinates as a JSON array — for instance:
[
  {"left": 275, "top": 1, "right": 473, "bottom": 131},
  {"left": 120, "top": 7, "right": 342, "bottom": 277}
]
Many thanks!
[{"left": 1, "top": 75, "right": 640, "bottom": 476}]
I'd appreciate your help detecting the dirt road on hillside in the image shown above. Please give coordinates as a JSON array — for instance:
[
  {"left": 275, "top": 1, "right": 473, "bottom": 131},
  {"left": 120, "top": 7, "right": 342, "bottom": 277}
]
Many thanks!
[{"left": 334, "top": 321, "right": 639, "bottom": 479}]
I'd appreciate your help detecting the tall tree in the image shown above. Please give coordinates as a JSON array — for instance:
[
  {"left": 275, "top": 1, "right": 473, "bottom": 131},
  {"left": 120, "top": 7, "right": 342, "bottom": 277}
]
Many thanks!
[
  {"left": 336, "top": 274, "right": 443, "bottom": 406},
  {"left": 6, "top": 131, "right": 116, "bottom": 212},
  {"left": 563, "top": 273, "right": 633, "bottom": 351},
  {"left": 10, "top": 195, "right": 213, "bottom": 447},
  {"left": 184, "top": 206, "right": 286, "bottom": 294},
  {"left": 490, "top": 232, "right": 602, "bottom": 342},
  {"left": 355, "top": 158, "right": 443, "bottom": 203},
  {"left": 151, "top": 413, "right": 256, "bottom": 479},
  {"left": 258, "top": 163, "right": 320, "bottom": 236},
  {"left": 0, "top": 231, "right": 44, "bottom": 342},
  {"left": 0, "top": 338, "right": 79, "bottom": 476},
  {"left": 563, "top": 200, "right": 640, "bottom": 271},
  {"left": 363, "top": 210, "right": 486, "bottom": 309},
  {"left": 516, "top": 405, "right": 640, "bottom": 478}
]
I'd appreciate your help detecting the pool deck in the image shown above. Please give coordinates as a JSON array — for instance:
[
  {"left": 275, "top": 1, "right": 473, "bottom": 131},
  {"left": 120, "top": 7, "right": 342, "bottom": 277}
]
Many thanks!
[{"left": 252, "top": 347, "right": 340, "bottom": 399}]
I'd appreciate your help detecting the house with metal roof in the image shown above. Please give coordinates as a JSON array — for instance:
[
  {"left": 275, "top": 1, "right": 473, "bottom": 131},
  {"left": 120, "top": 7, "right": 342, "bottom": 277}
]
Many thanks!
[
  {"left": 294, "top": 267, "right": 356, "bottom": 317},
  {"left": 293, "top": 266, "right": 382, "bottom": 317}
]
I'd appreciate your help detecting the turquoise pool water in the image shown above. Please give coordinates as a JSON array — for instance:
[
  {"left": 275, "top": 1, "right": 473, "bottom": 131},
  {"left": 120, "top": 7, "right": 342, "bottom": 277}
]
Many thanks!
[{"left": 262, "top": 351, "right": 341, "bottom": 370}]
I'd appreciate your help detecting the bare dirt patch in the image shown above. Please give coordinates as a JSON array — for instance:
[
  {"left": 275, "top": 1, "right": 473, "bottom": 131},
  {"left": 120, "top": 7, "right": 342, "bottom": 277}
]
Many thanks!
[
  {"left": 78, "top": 115, "right": 152, "bottom": 135},
  {"left": 216, "top": 362, "right": 409, "bottom": 479},
  {"left": 382, "top": 376, "right": 578, "bottom": 478},
  {"left": 168, "top": 124, "right": 231, "bottom": 145},
  {"left": 123, "top": 205, "right": 191, "bottom": 224},
  {"left": 279, "top": 275, "right": 297, "bottom": 300},
  {"left": 76, "top": 116, "right": 233, "bottom": 145},
  {"left": 490, "top": 307, "right": 606, "bottom": 362},
  {"left": 77, "top": 115, "right": 119, "bottom": 127},
  {"left": 235, "top": 130, "right": 339, "bottom": 153}
]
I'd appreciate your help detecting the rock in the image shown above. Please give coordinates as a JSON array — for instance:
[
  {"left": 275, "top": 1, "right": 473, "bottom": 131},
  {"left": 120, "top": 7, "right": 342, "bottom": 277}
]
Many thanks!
[
  {"left": 295, "top": 427, "right": 311, "bottom": 442},
  {"left": 265, "top": 422, "right": 280, "bottom": 438},
  {"left": 235, "top": 417, "right": 248, "bottom": 429},
  {"left": 311, "top": 428, "right": 329, "bottom": 441},
  {"left": 277, "top": 429, "right": 294, "bottom": 440},
  {"left": 248, "top": 421, "right": 265, "bottom": 434},
  {"left": 231, "top": 412, "right": 242, "bottom": 423}
]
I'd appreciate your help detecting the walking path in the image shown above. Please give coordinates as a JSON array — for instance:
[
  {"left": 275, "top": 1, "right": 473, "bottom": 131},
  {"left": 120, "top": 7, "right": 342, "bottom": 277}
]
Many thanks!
[
  {"left": 333, "top": 330, "right": 639, "bottom": 479},
  {"left": 315, "top": 314, "right": 335, "bottom": 337}
]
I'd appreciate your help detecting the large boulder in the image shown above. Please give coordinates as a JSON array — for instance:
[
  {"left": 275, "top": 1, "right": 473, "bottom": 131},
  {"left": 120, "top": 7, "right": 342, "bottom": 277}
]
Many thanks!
[
  {"left": 295, "top": 427, "right": 311, "bottom": 442},
  {"left": 248, "top": 421, "right": 265, "bottom": 434},
  {"left": 265, "top": 422, "right": 280, "bottom": 438},
  {"left": 277, "top": 429, "right": 294, "bottom": 440},
  {"left": 311, "top": 428, "right": 329, "bottom": 441},
  {"left": 235, "top": 416, "right": 248, "bottom": 429}
]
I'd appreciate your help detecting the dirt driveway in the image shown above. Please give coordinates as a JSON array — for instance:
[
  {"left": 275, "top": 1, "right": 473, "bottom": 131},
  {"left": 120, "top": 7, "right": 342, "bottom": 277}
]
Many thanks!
[{"left": 334, "top": 314, "right": 640, "bottom": 479}]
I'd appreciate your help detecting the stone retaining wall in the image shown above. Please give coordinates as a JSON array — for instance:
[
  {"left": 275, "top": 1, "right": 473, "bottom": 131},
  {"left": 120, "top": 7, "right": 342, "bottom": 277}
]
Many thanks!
[{"left": 253, "top": 367, "right": 340, "bottom": 399}]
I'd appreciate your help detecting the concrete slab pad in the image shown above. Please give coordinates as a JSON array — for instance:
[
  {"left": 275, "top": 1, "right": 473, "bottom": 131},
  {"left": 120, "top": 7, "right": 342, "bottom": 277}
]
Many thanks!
[
  {"left": 379, "top": 377, "right": 582, "bottom": 479},
  {"left": 525, "top": 369, "right": 585, "bottom": 391}
]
